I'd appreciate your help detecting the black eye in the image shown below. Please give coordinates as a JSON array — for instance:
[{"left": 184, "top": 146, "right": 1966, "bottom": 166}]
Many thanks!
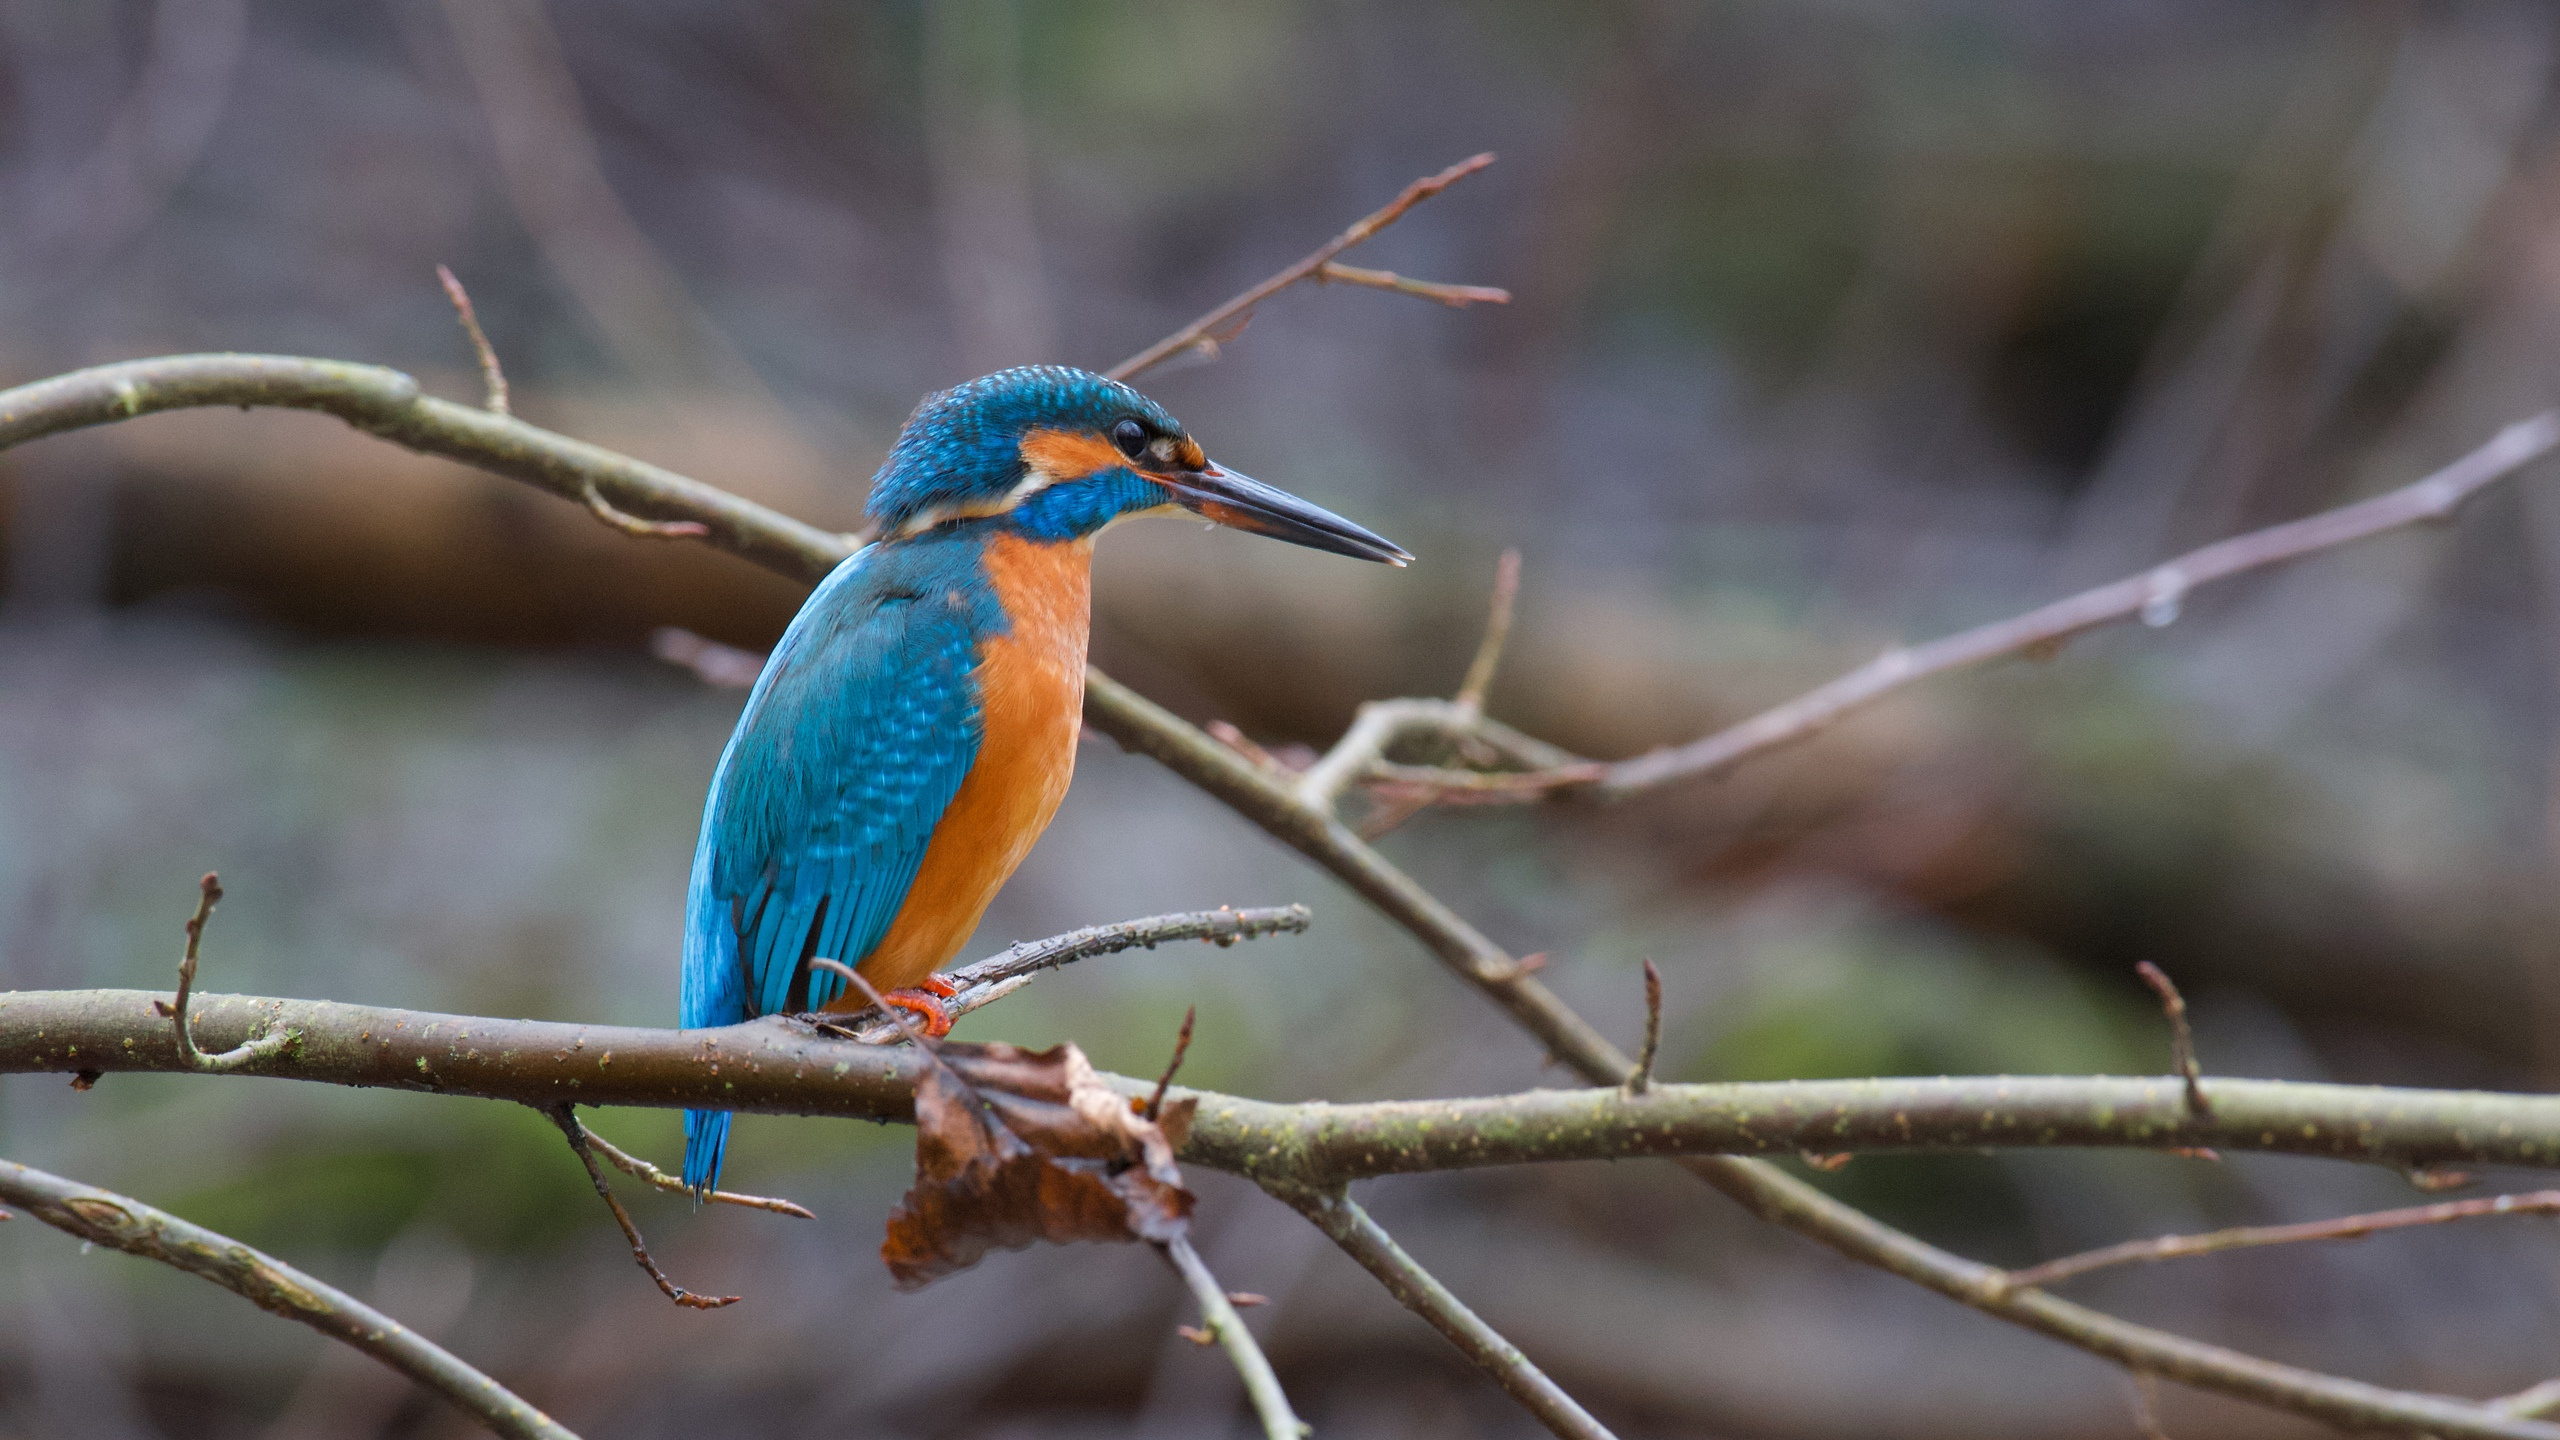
[{"left": 1111, "top": 418, "right": 1149, "bottom": 461}]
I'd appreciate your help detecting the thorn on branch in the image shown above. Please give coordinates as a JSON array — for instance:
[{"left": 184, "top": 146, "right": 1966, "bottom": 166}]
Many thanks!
[
  {"left": 2136, "top": 961, "right": 2210, "bottom": 1117},
  {"left": 581, "top": 481, "right": 712, "bottom": 541},
  {"left": 1227, "top": 1291, "right": 1269, "bottom": 1307},
  {"left": 1800, "top": 1152, "right": 1854, "bottom": 1172},
  {"left": 545, "top": 1105, "right": 740, "bottom": 1309},
  {"left": 1142, "top": 1006, "right": 1196, "bottom": 1122},
  {"left": 68, "top": 1069, "right": 100, "bottom": 1091},
  {"left": 2408, "top": 1167, "right": 2476, "bottom": 1193},
  {"left": 1178, "top": 1323, "right": 1217, "bottom": 1346},
  {"left": 1624, "top": 960, "right": 1663, "bottom": 1097},
  {"left": 1454, "top": 547, "right": 1522, "bottom": 716},
  {"left": 434, "top": 264, "right": 510, "bottom": 416}
]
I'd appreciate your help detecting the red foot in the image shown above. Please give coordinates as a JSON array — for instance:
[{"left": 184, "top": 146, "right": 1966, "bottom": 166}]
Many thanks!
[{"left": 881, "top": 975, "right": 959, "bottom": 1039}]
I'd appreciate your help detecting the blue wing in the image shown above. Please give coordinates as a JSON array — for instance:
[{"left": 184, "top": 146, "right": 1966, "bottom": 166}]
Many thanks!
[{"left": 681, "top": 543, "right": 988, "bottom": 1192}]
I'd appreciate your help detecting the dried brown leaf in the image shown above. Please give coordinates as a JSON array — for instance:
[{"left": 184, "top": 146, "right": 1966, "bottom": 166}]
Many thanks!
[{"left": 882, "top": 1040, "right": 1194, "bottom": 1289}]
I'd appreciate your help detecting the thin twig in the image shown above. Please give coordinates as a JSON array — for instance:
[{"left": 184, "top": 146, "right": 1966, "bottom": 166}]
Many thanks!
[
  {"left": 1108, "top": 152, "right": 1498, "bottom": 381},
  {"left": 1454, "top": 547, "right": 1523, "bottom": 716},
  {"left": 832, "top": 905, "right": 1309, "bottom": 1043},
  {"left": 2004, "top": 1189, "right": 2560, "bottom": 1291},
  {"left": 1624, "top": 960, "right": 1663, "bottom": 1097},
  {"left": 0, "top": 1157, "right": 576, "bottom": 1440},
  {"left": 158, "top": 872, "right": 294, "bottom": 1072},
  {"left": 1365, "top": 759, "right": 1607, "bottom": 799},
  {"left": 580, "top": 481, "right": 711, "bottom": 540},
  {"left": 1274, "top": 1184, "right": 1614, "bottom": 1440},
  {"left": 1144, "top": 1007, "right": 1197, "bottom": 1122},
  {"left": 434, "top": 264, "right": 510, "bottom": 415},
  {"left": 1161, "top": 1233, "right": 1309, "bottom": 1440},
  {"left": 573, "top": 1116, "right": 813, "bottom": 1219},
  {"left": 543, "top": 1105, "right": 739, "bottom": 1309},
  {"left": 1315, "top": 261, "right": 1511, "bottom": 309},
  {"left": 2137, "top": 961, "right": 2211, "bottom": 1117},
  {"left": 1597, "top": 413, "right": 2560, "bottom": 796}
]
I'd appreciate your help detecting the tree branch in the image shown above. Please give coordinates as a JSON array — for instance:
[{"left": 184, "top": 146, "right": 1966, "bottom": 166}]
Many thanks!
[
  {"left": 830, "top": 905, "right": 1309, "bottom": 1044},
  {"left": 2002, "top": 1189, "right": 2560, "bottom": 1291},
  {"left": 160, "top": 871, "right": 296, "bottom": 1072},
  {"left": 1107, "top": 152, "right": 1502, "bottom": 381},
  {"left": 1162, "top": 1234, "right": 1308, "bottom": 1440},
  {"left": 0, "top": 1157, "right": 577, "bottom": 1440},
  {"left": 1273, "top": 1184, "right": 1614, "bottom": 1440},
  {"left": 24, "top": 990, "right": 2560, "bottom": 1180},
  {"left": 1595, "top": 412, "right": 2560, "bottom": 796},
  {"left": 544, "top": 1105, "right": 738, "bottom": 1309}
]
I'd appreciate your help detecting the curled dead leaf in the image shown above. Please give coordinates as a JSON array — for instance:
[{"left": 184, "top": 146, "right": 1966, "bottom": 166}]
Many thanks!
[{"left": 882, "top": 1039, "right": 1194, "bottom": 1290}]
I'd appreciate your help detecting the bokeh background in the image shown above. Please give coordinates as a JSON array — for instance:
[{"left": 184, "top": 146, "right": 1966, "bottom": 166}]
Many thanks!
[{"left": 8, "top": 2, "right": 2560, "bottom": 1436}]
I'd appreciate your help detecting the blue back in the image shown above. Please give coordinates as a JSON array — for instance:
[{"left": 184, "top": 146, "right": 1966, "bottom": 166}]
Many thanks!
[{"left": 680, "top": 530, "right": 1006, "bottom": 1191}]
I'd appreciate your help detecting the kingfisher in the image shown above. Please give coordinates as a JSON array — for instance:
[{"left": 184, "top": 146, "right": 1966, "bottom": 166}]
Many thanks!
[{"left": 680, "top": 365, "right": 1409, "bottom": 1193}]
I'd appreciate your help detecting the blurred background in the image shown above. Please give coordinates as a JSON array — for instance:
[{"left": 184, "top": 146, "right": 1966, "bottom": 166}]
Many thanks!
[{"left": 7, "top": 1, "right": 2560, "bottom": 1435}]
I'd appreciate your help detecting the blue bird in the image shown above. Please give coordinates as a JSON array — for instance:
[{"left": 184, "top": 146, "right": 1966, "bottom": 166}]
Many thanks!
[{"left": 681, "top": 366, "right": 1409, "bottom": 1194}]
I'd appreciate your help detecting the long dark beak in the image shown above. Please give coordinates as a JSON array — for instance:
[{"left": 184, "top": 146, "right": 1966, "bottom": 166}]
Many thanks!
[{"left": 1158, "top": 462, "right": 1413, "bottom": 566}]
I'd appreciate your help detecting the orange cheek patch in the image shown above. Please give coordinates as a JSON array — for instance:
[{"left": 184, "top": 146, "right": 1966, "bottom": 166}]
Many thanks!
[
  {"left": 1174, "top": 437, "right": 1206, "bottom": 470},
  {"left": 1019, "top": 427, "right": 1126, "bottom": 481}
]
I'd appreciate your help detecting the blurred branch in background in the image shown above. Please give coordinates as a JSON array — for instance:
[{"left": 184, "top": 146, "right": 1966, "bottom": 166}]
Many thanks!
[{"left": 0, "top": 1157, "right": 575, "bottom": 1440}]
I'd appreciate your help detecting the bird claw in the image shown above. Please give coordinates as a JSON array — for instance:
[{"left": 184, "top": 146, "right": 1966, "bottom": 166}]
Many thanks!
[{"left": 881, "top": 979, "right": 958, "bottom": 1039}]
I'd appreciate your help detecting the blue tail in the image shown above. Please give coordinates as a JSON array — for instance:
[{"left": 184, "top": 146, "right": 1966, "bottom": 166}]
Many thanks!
[
  {"left": 680, "top": 791, "right": 749, "bottom": 1201},
  {"left": 682, "top": 1109, "right": 731, "bottom": 1196}
]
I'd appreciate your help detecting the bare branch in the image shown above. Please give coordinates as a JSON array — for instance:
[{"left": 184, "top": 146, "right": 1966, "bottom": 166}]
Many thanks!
[
  {"left": 2136, "top": 961, "right": 2211, "bottom": 1117},
  {"left": 2004, "top": 1189, "right": 2560, "bottom": 1291},
  {"left": 435, "top": 264, "right": 510, "bottom": 415},
  {"left": 158, "top": 872, "right": 295, "bottom": 1073},
  {"left": 831, "top": 904, "right": 1310, "bottom": 1044},
  {"left": 580, "top": 481, "right": 711, "bottom": 540},
  {"left": 1455, "top": 548, "right": 1524, "bottom": 716},
  {"left": 577, "top": 1121, "right": 814, "bottom": 1220},
  {"left": 1144, "top": 1006, "right": 1197, "bottom": 1122},
  {"left": 1623, "top": 960, "right": 1663, "bottom": 1097},
  {"left": 1109, "top": 153, "right": 1499, "bottom": 381},
  {"left": 0, "top": 1157, "right": 577, "bottom": 1440},
  {"left": 33, "top": 989, "right": 2560, "bottom": 1180},
  {"left": 544, "top": 1105, "right": 739, "bottom": 1309},
  {"left": 1315, "top": 261, "right": 1511, "bottom": 309},
  {"left": 1162, "top": 1233, "right": 1308, "bottom": 1440},
  {"left": 1598, "top": 413, "right": 2560, "bottom": 796},
  {"left": 1275, "top": 1184, "right": 1614, "bottom": 1440}
]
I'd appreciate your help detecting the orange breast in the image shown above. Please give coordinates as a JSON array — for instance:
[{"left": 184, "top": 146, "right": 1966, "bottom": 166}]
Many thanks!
[{"left": 838, "top": 532, "right": 1093, "bottom": 998}]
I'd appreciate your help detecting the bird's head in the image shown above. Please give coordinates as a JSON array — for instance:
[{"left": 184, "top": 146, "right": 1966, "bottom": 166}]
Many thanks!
[{"left": 863, "top": 366, "right": 1411, "bottom": 565}]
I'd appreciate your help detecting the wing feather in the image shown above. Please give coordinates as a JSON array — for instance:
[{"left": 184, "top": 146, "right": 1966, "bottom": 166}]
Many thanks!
[{"left": 680, "top": 546, "right": 985, "bottom": 1029}]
